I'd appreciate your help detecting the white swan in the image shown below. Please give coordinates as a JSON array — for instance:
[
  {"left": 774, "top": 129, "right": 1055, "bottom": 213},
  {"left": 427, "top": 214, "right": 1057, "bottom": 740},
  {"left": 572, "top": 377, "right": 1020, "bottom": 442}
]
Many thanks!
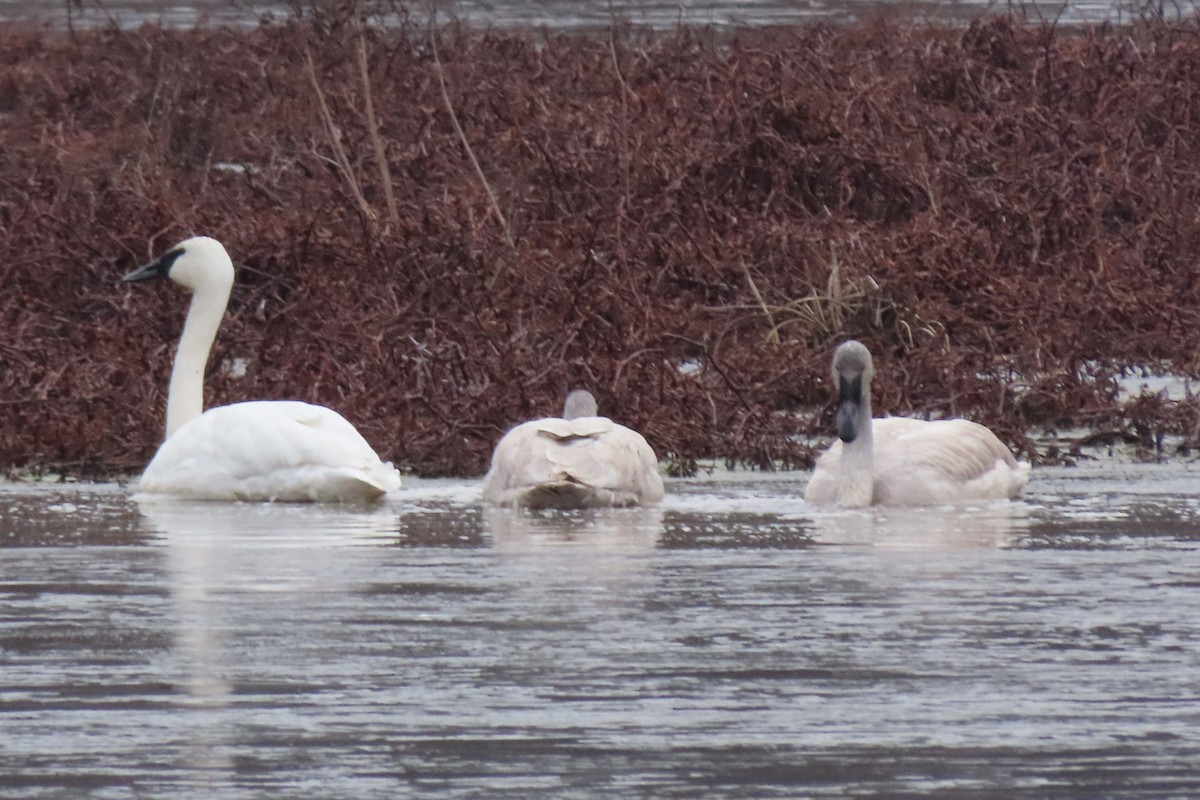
[
  {"left": 482, "top": 389, "right": 665, "bottom": 509},
  {"left": 123, "top": 236, "right": 401, "bottom": 502},
  {"left": 804, "top": 340, "right": 1029, "bottom": 507}
]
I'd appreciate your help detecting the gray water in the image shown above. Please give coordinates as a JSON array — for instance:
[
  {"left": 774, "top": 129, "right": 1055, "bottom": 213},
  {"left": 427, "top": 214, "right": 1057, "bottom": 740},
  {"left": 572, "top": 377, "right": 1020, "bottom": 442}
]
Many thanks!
[
  {"left": 0, "top": 0, "right": 1195, "bottom": 29},
  {"left": 3, "top": 464, "right": 1200, "bottom": 798}
]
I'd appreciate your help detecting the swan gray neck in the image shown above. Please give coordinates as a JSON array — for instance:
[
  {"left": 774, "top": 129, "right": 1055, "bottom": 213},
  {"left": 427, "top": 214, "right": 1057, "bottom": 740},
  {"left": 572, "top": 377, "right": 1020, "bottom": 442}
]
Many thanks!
[
  {"left": 166, "top": 274, "right": 231, "bottom": 439},
  {"left": 832, "top": 341, "right": 875, "bottom": 440},
  {"left": 838, "top": 385, "right": 874, "bottom": 464},
  {"left": 563, "top": 389, "right": 598, "bottom": 419},
  {"left": 831, "top": 340, "right": 876, "bottom": 505}
]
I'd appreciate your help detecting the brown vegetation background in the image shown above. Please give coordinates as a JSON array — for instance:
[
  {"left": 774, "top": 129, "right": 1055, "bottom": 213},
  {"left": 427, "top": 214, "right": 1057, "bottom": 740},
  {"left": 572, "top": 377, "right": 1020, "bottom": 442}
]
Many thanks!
[{"left": 2, "top": 7, "right": 1200, "bottom": 478}]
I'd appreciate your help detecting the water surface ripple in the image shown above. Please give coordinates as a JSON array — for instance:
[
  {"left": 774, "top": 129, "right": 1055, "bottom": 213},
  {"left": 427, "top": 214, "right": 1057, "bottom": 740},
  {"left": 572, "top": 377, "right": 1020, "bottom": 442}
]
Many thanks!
[{"left": 2, "top": 464, "right": 1200, "bottom": 798}]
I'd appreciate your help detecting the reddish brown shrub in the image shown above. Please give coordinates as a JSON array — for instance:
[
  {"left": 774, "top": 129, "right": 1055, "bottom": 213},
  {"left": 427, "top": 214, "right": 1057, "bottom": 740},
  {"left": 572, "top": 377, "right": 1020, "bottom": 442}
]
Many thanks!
[{"left": 2, "top": 12, "right": 1199, "bottom": 477}]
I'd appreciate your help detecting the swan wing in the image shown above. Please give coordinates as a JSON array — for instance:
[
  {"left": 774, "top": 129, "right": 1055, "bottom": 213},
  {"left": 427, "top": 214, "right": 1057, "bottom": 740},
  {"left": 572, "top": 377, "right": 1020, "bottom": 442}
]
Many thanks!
[
  {"left": 137, "top": 401, "right": 402, "bottom": 502},
  {"left": 805, "top": 417, "right": 1028, "bottom": 506},
  {"left": 482, "top": 417, "right": 664, "bottom": 508},
  {"left": 871, "top": 417, "right": 1029, "bottom": 504},
  {"left": 481, "top": 419, "right": 567, "bottom": 496}
]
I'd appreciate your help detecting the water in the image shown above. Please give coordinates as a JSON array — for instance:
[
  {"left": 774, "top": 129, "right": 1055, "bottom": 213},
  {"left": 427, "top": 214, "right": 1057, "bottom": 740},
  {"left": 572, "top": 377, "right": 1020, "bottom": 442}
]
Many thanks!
[
  {"left": 3, "top": 464, "right": 1200, "bottom": 798},
  {"left": 0, "top": 0, "right": 1195, "bottom": 30}
]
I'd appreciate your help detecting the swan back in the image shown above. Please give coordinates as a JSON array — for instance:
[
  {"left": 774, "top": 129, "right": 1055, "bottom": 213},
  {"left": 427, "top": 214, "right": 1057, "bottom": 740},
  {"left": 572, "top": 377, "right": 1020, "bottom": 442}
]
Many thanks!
[
  {"left": 804, "top": 340, "right": 1029, "bottom": 507},
  {"left": 482, "top": 390, "right": 664, "bottom": 509},
  {"left": 807, "top": 417, "right": 1029, "bottom": 506},
  {"left": 137, "top": 401, "right": 402, "bottom": 503}
]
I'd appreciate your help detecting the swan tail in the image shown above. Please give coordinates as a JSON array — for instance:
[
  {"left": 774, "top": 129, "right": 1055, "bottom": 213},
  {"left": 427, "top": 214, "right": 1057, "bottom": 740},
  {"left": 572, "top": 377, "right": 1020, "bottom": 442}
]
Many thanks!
[
  {"left": 482, "top": 416, "right": 663, "bottom": 509},
  {"left": 309, "top": 466, "right": 400, "bottom": 503},
  {"left": 1007, "top": 460, "right": 1032, "bottom": 498},
  {"left": 515, "top": 480, "right": 628, "bottom": 509}
]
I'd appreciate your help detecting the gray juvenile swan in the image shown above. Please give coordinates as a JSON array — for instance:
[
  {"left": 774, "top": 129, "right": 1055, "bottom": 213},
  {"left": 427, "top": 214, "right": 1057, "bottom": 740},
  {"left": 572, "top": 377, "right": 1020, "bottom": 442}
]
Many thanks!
[
  {"left": 123, "top": 236, "right": 401, "bottom": 502},
  {"left": 482, "top": 389, "right": 665, "bottom": 509},
  {"left": 804, "top": 340, "right": 1030, "bottom": 507}
]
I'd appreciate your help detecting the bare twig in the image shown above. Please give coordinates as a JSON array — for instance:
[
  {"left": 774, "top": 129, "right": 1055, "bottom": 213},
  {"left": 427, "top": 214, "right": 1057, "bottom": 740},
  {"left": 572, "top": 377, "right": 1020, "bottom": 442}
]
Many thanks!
[
  {"left": 608, "top": 23, "right": 633, "bottom": 261},
  {"left": 304, "top": 45, "right": 376, "bottom": 221},
  {"left": 356, "top": 25, "right": 398, "bottom": 225},
  {"left": 429, "top": 20, "right": 515, "bottom": 250},
  {"left": 739, "top": 257, "right": 779, "bottom": 345}
]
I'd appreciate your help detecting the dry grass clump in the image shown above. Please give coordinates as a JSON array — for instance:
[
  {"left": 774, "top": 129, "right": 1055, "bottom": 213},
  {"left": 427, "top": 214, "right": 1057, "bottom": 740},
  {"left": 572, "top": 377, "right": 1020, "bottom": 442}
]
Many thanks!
[{"left": 2, "top": 8, "right": 1200, "bottom": 478}]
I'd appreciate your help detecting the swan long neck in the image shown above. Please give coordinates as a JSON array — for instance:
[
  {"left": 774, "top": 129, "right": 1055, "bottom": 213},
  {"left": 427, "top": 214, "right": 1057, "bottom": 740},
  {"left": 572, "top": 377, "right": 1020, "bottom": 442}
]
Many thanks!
[
  {"left": 841, "top": 390, "right": 874, "bottom": 462},
  {"left": 165, "top": 280, "right": 230, "bottom": 440},
  {"left": 837, "top": 376, "right": 875, "bottom": 507},
  {"left": 844, "top": 391, "right": 873, "bottom": 491}
]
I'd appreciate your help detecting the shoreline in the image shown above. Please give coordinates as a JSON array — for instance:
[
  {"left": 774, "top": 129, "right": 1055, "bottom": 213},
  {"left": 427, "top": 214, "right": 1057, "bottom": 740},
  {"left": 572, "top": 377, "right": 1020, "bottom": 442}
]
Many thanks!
[
  {"left": 5, "top": 420, "right": 1196, "bottom": 486},
  {"left": 3, "top": 447, "right": 1196, "bottom": 494}
]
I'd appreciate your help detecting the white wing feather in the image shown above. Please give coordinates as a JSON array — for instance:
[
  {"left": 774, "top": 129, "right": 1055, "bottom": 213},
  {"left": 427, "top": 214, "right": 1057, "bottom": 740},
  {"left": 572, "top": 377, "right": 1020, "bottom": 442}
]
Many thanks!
[
  {"left": 482, "top": 416, "right": 664, "bottom": 509},
  {"left": 807, "top": 417, "right": 1029, "bottom": 507},
  {"left": 137, "top": 401, "right": 402, "bottom": 503}
]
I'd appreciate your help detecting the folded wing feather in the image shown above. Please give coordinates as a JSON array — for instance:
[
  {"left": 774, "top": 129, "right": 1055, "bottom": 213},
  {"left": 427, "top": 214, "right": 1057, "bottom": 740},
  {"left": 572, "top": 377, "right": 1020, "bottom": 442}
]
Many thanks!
[
  {"left": 139, "top": 401, "right": 402, "bottom": 501},
  {"left": 482, "top": 416, "right": 663, "bottom": 508}
]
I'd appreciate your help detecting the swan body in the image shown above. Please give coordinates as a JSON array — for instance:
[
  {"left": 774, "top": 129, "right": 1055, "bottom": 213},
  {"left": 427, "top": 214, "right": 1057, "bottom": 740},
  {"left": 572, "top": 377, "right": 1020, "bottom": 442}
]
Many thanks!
[
  {"left": 124, "top": 236, "right": 401, "bottom": 503},
  {"left": 482, "top": 390, "right": 665, "bottom": 509},
  {"left": 804, "top": 341, "right": 1029, "bottom": 508}
]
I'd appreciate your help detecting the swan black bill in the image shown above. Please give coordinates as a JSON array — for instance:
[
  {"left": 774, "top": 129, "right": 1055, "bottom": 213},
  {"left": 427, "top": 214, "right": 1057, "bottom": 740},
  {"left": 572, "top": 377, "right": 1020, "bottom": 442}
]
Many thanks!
[
  {"left": 122, "top": 248, "right": 184, "bottom": 283},
  {"left": 836, "top": 399, "right": 860, "bottom": 443},
  {"left": 836, "top": 374, "right": 863, "bottom": 443}
]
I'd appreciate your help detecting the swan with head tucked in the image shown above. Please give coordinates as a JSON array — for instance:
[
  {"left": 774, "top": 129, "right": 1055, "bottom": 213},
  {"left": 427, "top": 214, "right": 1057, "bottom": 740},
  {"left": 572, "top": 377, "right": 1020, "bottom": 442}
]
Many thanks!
[
  {"left": 804, "top": 340, "right": 1029, "bottom": 507},
  {"left": 482, "top": 389, "right": 665, "bottom": 509},
  {"left": 123, "top": 236, "right": 401, "bottom": 502}
]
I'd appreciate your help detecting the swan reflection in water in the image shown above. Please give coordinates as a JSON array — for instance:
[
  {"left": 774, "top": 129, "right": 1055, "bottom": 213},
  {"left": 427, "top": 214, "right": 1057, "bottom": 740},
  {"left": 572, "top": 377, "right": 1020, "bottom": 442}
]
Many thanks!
[
  {"left": 482, "top": 506, "right": 664, "bottom": 552},
  {"left": 800, "top": 500, "right": 1032, "bottom": 550},
  {"left": 133, "top": 499, "right": 399, "bottom": 695},
  {"left": 132, "top": 499, "right": 401, "bottom": 780}
]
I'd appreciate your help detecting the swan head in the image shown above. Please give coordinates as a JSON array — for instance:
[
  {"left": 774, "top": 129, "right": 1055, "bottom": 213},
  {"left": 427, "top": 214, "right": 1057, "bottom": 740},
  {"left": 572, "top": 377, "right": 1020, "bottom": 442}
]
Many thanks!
[
  {"left": 563, "top": 389, "right": 599, "bottom": 420},
  {"left": 831, "top": 340, "right": 874, "bottom": 444},
  {"left": 122, "top": 236, "right": 234, "bottom": 294}
]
